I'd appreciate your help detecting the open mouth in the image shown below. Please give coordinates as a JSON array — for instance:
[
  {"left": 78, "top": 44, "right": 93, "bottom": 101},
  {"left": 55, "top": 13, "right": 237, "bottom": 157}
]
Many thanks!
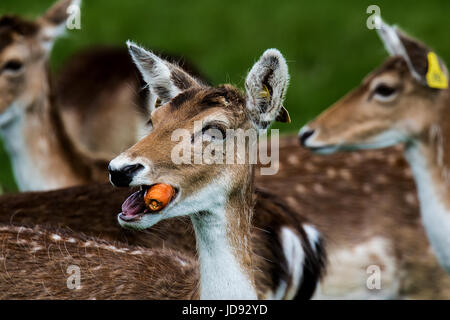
[{"left": 119, "top": 184, "right": 178, "bottom": 222}]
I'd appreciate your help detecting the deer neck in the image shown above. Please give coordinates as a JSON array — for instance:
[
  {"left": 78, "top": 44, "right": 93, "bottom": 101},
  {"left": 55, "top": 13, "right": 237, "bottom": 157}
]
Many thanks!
[
  {"left": 0, "top": 70, "right": 93, "bottom": 191},
  {"left": 189, "top": 168, "right": 257, "bottom": 300},
  {"left": 404, "top": 90, "right": 450, "bottom": 272}
]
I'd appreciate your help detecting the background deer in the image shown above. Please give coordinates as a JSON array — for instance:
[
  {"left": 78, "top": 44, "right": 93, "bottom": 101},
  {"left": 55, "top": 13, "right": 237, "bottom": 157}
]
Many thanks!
[
  {"left": 300, "top": 18, "right": 450, "bottom": 274},
  {"left": 0, "top": 0, "right": 111, "bottom": 190},
  {"left": 0, "top": 0, "right": 207, "bottom": 161},
  {"left": 260, "top": 138, "right": 450, "bottom": 299},
  {"left": 0, "top": 0, "right": 207, "bottom": 190},
  {"left": 55, "top": 45, "right": 206, "bottom": 158}
]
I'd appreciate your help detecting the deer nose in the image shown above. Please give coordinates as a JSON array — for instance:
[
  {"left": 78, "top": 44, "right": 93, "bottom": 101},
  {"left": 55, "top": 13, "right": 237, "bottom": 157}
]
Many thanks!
[
  {"left": 299, "top": 128, "right": 315, "bottom": 146},
  {"left": 108, "top": 164, "right": 144, "bottom": 187}
]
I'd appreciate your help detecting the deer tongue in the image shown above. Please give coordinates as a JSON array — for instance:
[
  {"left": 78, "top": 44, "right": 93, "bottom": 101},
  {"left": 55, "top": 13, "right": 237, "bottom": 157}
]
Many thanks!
[{"left": 121, "top": 189, "right": 147, "bottom": 217}]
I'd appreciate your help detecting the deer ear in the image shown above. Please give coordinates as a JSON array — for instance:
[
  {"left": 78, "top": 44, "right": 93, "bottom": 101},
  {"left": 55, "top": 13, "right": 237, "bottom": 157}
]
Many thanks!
[
  {"left": 38, "top": 0, "right": 81, "bottom": 52},
  {"left": 376, "top": 16, "right": 448, "bottom": 89},
  {"left": 245, "top": 49, "right": 290, "bottom": 130},
  {"left": 275, "top": 106, "right": 291, "bottom": 123},
  {"left": 127, "top": 41, "right": 201, "bottom": 112}
]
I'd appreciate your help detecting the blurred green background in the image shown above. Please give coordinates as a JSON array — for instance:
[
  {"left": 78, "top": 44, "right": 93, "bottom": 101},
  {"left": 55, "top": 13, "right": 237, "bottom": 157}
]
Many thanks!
[{"left": 0, "top": 0, "right": 449, "bottom": 191}]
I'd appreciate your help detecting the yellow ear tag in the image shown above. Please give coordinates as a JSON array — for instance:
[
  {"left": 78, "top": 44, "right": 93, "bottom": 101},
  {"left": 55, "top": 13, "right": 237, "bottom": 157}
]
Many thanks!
[
  {"left": 426, "top": 52, "right": 448, "bottom": 89},
  {"left": 259, "top": 84, "right": 271, "bottom": 100}
]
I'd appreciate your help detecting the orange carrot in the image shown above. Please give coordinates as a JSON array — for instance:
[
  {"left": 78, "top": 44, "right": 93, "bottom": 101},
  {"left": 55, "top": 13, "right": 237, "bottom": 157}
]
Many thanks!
[{"left": 144, "top": 184, "right": 175, "bottom": 212}]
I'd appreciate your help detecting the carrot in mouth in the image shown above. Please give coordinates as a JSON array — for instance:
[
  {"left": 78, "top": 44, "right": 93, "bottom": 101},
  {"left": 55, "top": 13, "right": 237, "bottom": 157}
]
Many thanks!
[{"left": 144, "top": 184, "right": 175, "bottom": 212}]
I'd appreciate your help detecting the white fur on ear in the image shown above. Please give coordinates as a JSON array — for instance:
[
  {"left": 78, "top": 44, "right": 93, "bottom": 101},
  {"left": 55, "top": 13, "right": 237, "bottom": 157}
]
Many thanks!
[
  {"left": 127, "top": 41, "right": 185, "bottom": 107},
  {"left": 39, "top": 0, "right": 82, "bottom": 52},
  {"left": 40, "top": 24, "right": 66, "bottom": 47},
  {"left": 375, "top": 16, "right": 400, "bottom": 56},
  {"left": 375, "top": 16, "right": 424, "bottom": 83},
  {"left": 245, "top": 48, "right": 289, "bottom": 131}
]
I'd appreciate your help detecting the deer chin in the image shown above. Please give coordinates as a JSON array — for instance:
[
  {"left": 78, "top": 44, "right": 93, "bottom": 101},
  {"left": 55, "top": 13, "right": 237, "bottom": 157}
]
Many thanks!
[
  {"left": 302, "top": 135, "right": 341, "bottom": 155},
  {"left": 118, "top": 185, "right": 179, "bottom": 227},
  {"left": 307, "top": 145, "right": 340, "bottom": 155},
  {"left": 309, "top": 142, "right": 393, "bottom": 155}
]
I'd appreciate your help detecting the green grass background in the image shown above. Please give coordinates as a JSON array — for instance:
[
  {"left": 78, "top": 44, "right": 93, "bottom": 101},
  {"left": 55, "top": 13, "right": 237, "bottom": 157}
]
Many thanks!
[{"left": 0, "top": 0, "right": 449, "bottom": 191}]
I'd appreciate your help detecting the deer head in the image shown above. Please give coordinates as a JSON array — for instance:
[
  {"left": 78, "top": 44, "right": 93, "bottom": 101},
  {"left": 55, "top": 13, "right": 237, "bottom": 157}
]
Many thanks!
[
  {"left": 109, "top": 43, "right": 289, "bottom": 230},
  {"left": 0, "top": 0, "right": 80, "bottom": 124},
  {"left": 299, "top": 17, "right": 449, "bottom": 154}
]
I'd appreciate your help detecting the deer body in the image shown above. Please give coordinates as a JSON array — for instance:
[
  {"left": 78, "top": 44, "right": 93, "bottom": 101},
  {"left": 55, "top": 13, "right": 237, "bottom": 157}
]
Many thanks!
[
  {"left": 300, "top": 18, "right": 450, "bottom": 274},
  {"left": 56, "top": 47, "right": 150, "bottom": 159},
  {"left": 260, "top": 137, "right": 450, "bottom": 299},
  {"left": 55, "top": 46, "right": 207, "bottom": 159},
  {"left": 0, "top": 224, "right": 200, "bottom": 299},
  {"left": 0, "top": 184, "right": 324, "bottom": 299}
]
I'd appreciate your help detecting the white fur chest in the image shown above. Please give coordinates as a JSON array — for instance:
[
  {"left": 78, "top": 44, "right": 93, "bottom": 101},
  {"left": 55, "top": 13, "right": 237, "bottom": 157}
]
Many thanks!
[
  {"left": 0, "top": 106, "right": 58, "bottom": 191},
  {"left": 187, "top": 180, "right": 257, "bottom": 300},
  {"left": 405, "top": 145, "right": 450, "bottom": 273}
]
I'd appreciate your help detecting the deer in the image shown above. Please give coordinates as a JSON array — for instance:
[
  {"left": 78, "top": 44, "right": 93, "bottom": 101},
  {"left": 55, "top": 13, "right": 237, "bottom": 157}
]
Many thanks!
[
  {"left": 106, "top": 43, "right": 311, "bottom": 299},
  {"left": 299, "top": 17, "right": 450, "bottom": 275}
]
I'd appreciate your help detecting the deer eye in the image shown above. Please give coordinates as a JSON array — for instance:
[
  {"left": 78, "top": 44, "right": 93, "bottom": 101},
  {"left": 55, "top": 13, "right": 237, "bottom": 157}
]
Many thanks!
[
  {"left": 373, "top": 84, "right": 397, "bottom": 98},
  {"left": 191, "top": 123, "right": 227, "bottom": 144},
  {"left": 146, "top": 118, "right": 153, "bottom": 129},
  {"left": 202, "top": 124, "right": 226, "bottom": 141},
  {"left": 2, "top": 60, "right": 23, "bottom": 73}
]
